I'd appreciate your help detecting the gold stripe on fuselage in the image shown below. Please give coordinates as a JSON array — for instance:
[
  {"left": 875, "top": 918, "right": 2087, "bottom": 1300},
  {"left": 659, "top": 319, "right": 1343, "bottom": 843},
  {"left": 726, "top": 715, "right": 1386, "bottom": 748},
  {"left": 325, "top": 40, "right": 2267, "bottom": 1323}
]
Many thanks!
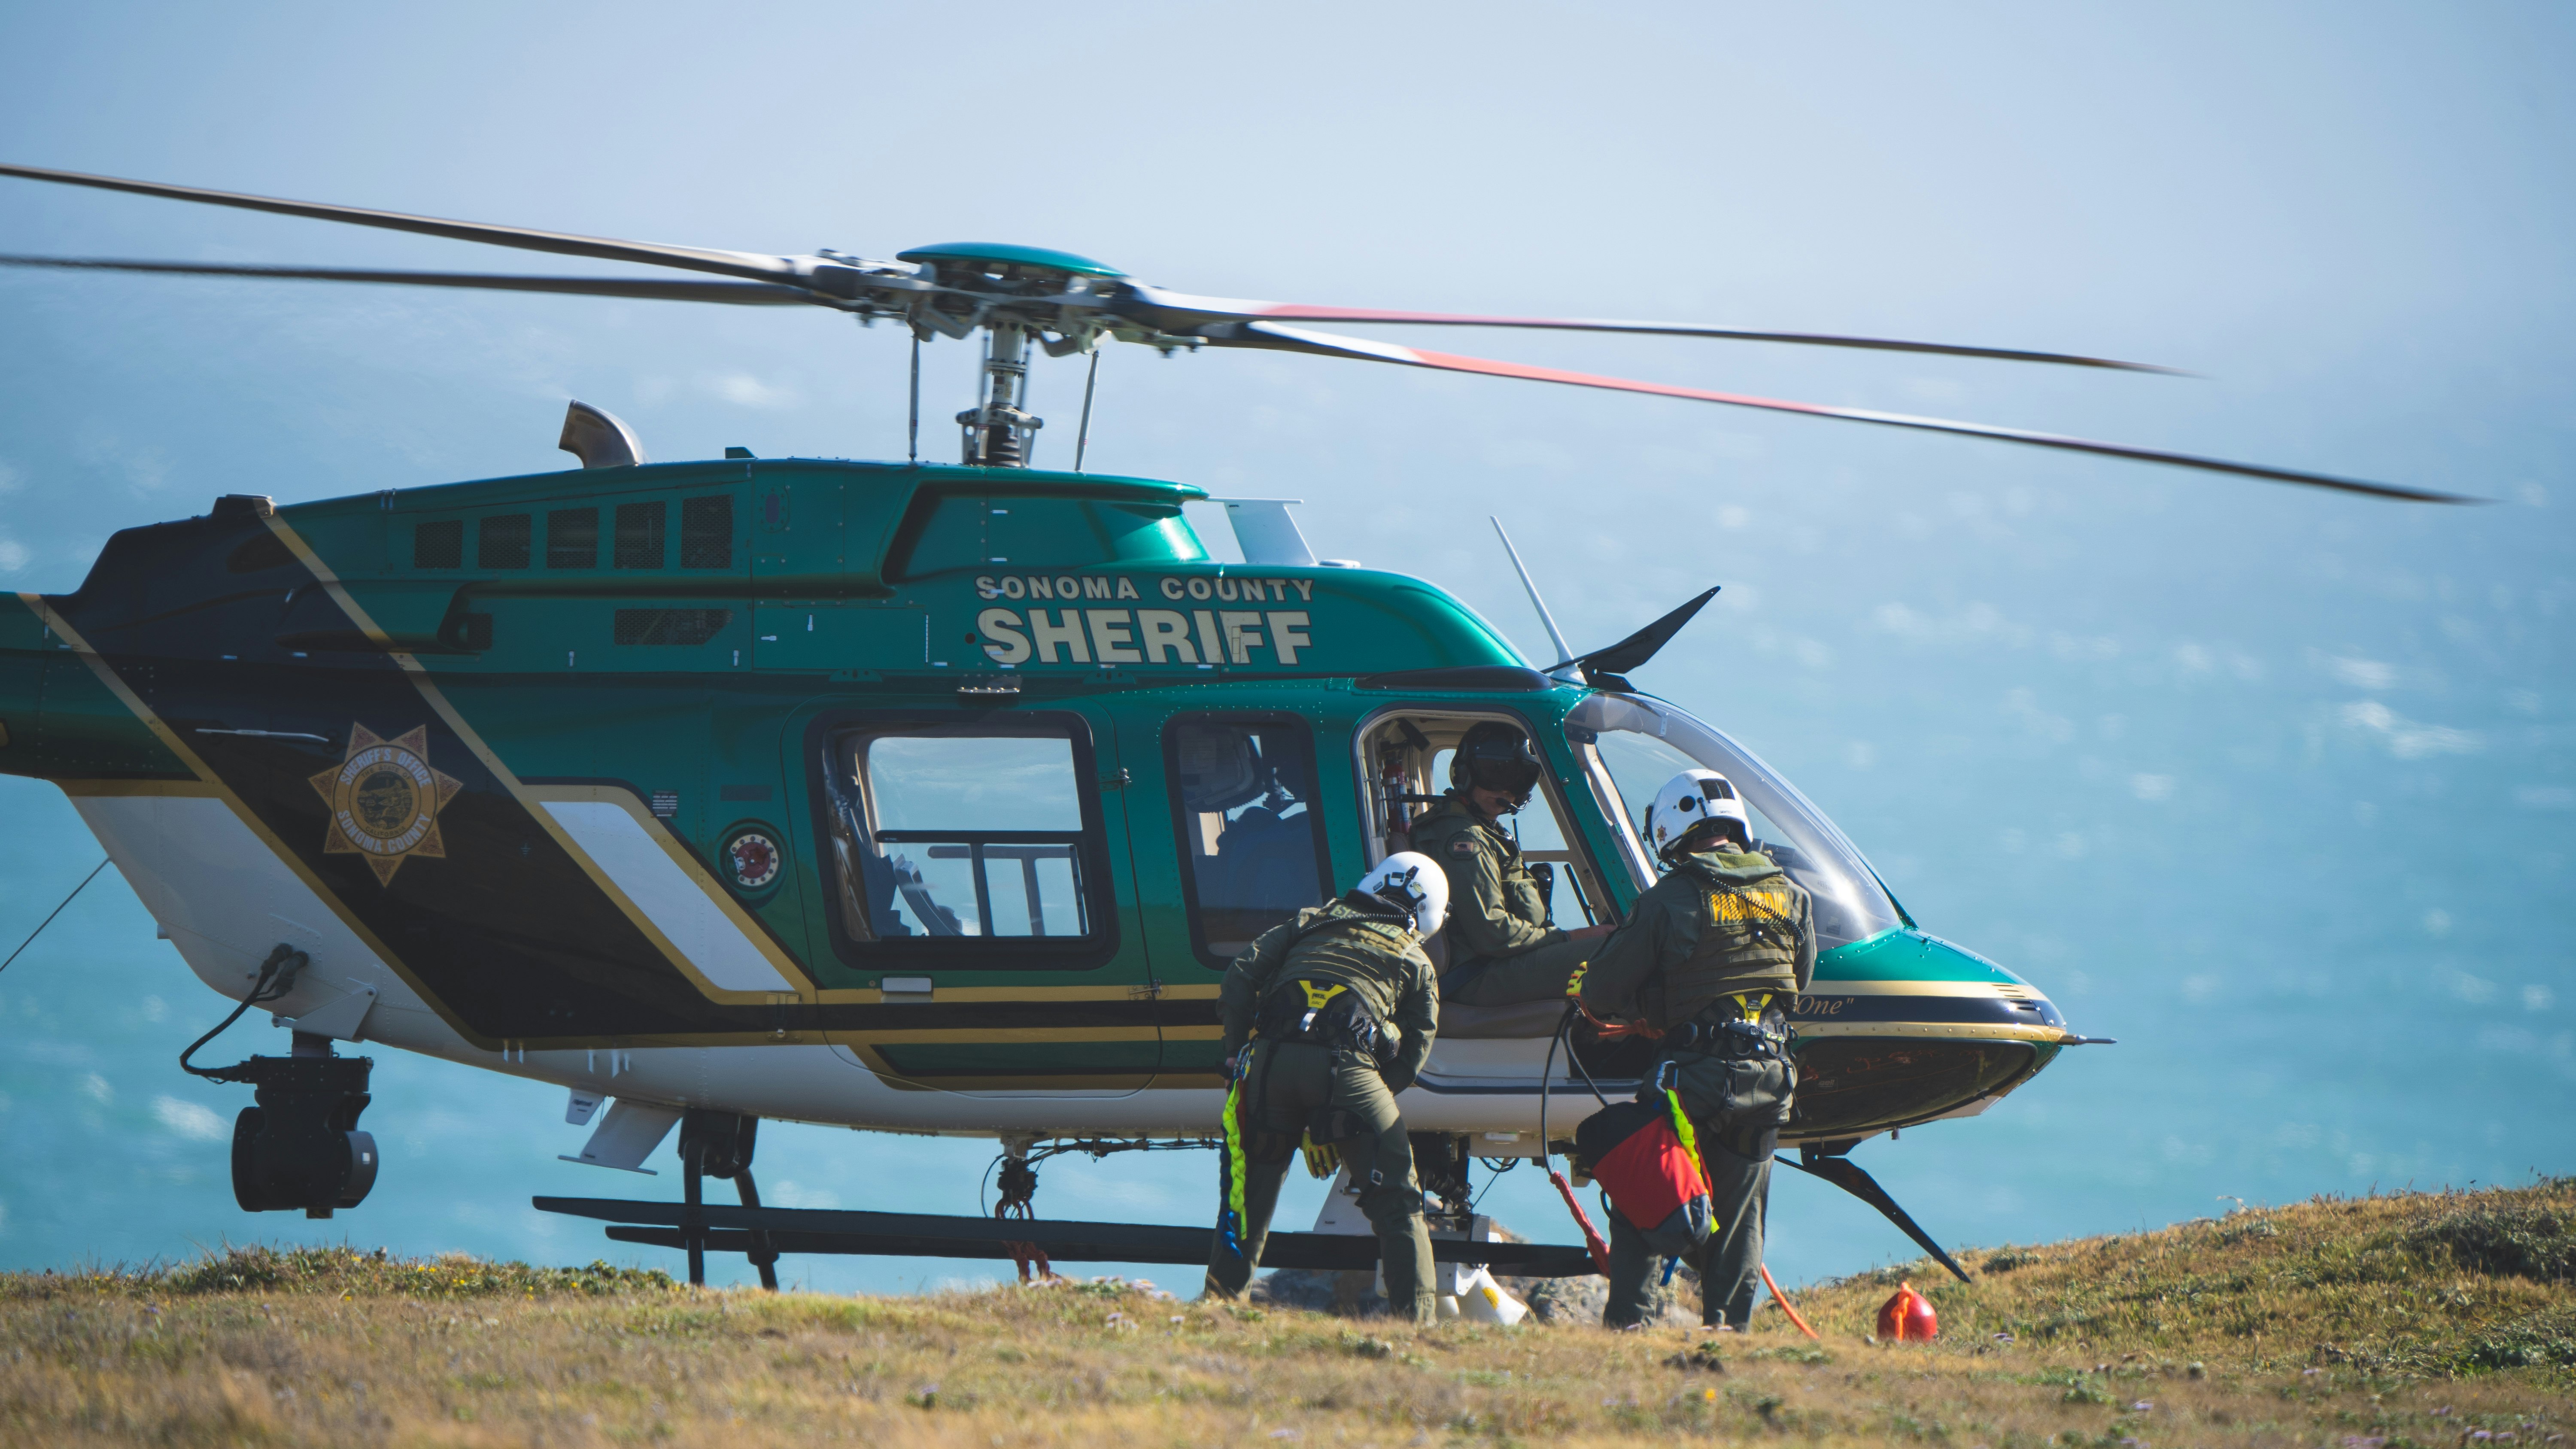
[
  {"left": 1805, "top": 978, "right": 2042, "bottom": 999},
  {"left": 1790, "top": 1021, "right": 2076, "bottom": 1043}
]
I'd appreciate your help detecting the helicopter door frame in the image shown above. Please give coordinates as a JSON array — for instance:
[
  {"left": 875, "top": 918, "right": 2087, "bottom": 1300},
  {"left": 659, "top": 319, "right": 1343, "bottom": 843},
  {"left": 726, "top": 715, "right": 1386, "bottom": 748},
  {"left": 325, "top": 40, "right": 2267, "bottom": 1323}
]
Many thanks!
[
  {"left": 1351, "top": 703, "right": 1619, "bottom": 1092},
  {"left": 1349, "top": 704, "right": 1616, "bottom": 938},
  {"left": 1159, "top": 710, "right": 1340, "bottom": 974},
  {"left": 797, "top": 700, "right": 1168, "bottom": 1096}
]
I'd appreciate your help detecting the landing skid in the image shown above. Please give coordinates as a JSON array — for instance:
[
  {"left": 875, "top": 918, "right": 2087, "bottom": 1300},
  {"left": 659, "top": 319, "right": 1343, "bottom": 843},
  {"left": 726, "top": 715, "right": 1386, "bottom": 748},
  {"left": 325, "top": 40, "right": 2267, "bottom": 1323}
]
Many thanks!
[
  {"left": 1781, "top": 1140, "right": 1974, "bottom": 1284},
  {"left": 534, "top": 1196, "right": 1599, "bottom": 1286}
]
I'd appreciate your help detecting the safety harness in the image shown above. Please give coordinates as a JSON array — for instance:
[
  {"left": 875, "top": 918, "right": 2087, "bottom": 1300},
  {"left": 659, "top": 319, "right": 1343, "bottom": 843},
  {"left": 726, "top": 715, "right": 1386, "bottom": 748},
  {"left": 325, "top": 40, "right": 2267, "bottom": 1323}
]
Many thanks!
[
  {"left": 1663, "top": 990, "right": 1789, "bottom": 1057},
  {"left": 1252, "top": 977, "right": 1398, "bottom": 1062},
  {"left": 1216, "top": 902, "right": 1414, "bottom": 1263}
]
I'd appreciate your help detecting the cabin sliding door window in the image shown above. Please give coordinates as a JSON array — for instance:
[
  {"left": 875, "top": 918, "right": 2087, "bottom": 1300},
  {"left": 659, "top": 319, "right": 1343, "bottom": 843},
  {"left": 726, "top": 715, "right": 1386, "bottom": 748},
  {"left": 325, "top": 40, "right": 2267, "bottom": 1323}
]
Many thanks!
[
  {"left": 820, "top": 716, "right": 1115, "bottom": 969},
  {"left": 1167, "top": 715, "right": 1333, "bottom": 966}
]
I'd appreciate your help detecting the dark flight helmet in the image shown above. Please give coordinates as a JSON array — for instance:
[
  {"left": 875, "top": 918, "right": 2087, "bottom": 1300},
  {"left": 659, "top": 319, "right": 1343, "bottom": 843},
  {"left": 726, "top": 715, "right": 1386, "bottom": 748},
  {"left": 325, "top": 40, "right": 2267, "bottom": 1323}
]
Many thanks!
[{"left": 1449, "top": 720, "right": 1543, "bottom": 803}]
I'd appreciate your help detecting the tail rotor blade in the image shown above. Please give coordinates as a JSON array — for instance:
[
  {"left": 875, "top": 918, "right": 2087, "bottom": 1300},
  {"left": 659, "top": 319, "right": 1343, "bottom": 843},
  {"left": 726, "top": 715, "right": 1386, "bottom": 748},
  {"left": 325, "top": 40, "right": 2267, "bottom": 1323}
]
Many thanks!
[
  {"left": 0, "top": 255, "right": 820, "bottom": 304},
  {"left": 0, "top": 162, "right": 805, "bottom": 283},
  {"left": 1781, "top": 1148, "right": 1973, "bottom": 1285},
  {"left": 1210, "top": 320, "right": 2473, "bottom": 504}
]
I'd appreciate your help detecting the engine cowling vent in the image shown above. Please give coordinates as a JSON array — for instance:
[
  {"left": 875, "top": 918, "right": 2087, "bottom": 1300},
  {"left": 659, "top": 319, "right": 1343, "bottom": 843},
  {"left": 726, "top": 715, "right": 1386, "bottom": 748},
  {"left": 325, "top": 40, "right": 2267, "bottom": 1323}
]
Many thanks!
[{"left": 558, "top": 400, "right": 646, "bottom": 469}]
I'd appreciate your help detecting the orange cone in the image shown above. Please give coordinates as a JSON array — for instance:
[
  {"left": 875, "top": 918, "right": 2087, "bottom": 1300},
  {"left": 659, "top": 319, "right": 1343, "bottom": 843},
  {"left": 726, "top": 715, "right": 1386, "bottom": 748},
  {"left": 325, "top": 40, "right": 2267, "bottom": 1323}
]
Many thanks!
[{"left": 1877, "top": 1280, "right": 1938, "bottom": 1341}]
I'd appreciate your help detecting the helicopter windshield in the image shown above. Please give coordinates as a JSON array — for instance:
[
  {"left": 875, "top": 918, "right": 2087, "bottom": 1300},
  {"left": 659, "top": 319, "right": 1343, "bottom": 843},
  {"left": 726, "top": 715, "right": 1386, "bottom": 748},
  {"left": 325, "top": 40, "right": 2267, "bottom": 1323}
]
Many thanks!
[{"left": 1566, "top": 694, "right": 1903, "bottom": 951}]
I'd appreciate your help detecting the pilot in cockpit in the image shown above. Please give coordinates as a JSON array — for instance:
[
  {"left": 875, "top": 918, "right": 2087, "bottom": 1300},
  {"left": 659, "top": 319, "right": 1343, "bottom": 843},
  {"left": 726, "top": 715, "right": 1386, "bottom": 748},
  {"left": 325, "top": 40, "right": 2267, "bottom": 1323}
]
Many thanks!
[{"left": 1410, "top": 721, "right": 1613, "bottom": 1005}]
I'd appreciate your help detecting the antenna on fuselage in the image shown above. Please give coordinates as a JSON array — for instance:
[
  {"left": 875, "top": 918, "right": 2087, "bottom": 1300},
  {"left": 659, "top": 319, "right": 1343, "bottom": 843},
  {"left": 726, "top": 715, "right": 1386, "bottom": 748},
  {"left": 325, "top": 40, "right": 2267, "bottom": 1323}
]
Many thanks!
[{"left": 1491, "top": 517, "right": 1582, "bottom": 684}]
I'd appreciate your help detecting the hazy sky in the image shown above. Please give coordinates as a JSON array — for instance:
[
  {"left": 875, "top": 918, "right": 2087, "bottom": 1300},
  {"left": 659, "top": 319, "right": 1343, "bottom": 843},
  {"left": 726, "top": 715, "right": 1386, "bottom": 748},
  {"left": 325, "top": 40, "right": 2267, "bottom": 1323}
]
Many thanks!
[{"left": 2, "top": 3, "right": 2569, "bottom": 1289}]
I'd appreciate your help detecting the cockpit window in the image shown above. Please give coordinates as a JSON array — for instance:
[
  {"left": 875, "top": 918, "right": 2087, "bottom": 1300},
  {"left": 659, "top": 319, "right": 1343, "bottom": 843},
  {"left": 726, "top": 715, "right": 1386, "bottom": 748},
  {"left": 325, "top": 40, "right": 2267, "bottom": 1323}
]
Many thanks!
[{"left": 1566, "top": 694, "right": 1902, "bottom": 950}]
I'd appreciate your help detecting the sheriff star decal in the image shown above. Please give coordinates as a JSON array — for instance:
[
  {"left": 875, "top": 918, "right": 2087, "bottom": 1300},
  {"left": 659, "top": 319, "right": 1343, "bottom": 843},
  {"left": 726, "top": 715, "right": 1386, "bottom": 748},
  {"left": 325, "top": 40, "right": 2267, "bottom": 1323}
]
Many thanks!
[{"left": 307, "top": 724, "right": 462, "bottom": 884}]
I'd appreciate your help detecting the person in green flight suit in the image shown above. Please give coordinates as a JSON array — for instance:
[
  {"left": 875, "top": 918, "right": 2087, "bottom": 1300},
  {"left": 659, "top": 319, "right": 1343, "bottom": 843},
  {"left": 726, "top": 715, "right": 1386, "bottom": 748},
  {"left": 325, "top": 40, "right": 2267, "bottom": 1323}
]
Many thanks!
[
  {"left": 1410, "top": 721, "right": 1612, "bottom": 1006},
  {"left": 1204, "top": 852, "right": 1448, "bottom": 1325},
  {"left": 1578, "top": 768, "right": 1817, "bottom": 1331}
]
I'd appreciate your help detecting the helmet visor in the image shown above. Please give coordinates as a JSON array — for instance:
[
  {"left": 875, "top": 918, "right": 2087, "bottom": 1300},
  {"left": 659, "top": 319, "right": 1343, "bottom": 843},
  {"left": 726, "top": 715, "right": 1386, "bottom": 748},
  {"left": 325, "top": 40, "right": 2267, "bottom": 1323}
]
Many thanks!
[{"left": 1465, "top": 753, "right": 1542, "bottom": 796}]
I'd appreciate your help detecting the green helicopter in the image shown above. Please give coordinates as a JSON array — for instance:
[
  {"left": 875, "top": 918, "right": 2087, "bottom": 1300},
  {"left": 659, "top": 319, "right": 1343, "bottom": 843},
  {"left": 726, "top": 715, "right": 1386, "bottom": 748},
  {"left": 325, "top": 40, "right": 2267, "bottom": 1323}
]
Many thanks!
[{"left": 0, "top": 162, "right": 2462, "bottom": 1287}]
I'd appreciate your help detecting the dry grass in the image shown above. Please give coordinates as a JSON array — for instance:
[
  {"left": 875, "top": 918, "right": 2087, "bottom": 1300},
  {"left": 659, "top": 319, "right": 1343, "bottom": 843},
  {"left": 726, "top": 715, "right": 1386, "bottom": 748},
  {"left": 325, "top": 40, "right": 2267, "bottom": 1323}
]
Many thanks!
[{"left": 3, "top": 1180, "right": 2570, "bottom": 1447}]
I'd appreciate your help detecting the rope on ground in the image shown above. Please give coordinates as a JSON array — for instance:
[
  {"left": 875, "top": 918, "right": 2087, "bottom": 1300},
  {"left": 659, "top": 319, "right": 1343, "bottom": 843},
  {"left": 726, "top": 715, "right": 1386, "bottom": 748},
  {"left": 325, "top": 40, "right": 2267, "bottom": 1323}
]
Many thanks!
[{"left": 1761, "top": 1264, "right": 1821, "bottom": 1340}]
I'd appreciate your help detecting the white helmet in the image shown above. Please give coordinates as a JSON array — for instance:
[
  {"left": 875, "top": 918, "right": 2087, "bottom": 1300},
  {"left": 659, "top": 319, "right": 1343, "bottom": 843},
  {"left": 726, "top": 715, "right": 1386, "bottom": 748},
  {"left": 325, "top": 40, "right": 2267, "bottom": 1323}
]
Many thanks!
[
  {"left": 1358, "top": 851, "right": 1449, "bottom": 939},
  {"left": 1643, "top": 769, "right": 1750, "bottom": 860}
]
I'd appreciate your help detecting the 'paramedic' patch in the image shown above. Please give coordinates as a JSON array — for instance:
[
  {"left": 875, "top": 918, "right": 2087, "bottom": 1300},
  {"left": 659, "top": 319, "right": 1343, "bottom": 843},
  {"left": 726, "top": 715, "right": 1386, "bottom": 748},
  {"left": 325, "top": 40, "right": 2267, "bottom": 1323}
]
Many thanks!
[{"left": 1708, "top": 888, "right": 1792, "bottom": 921}]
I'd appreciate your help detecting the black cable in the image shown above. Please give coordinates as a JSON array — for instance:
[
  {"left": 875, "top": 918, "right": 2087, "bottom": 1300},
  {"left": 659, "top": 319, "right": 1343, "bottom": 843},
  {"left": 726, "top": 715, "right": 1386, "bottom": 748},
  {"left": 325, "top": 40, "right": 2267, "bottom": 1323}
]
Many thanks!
[
  {"left": 179, "top": 945, "right": 304, "bottom": 1077},
  {"left": 1564, "top": 1008, "right": 1613, "bottom": 1108},
  {"left": 0, "top": 858, "right": 110, "bottom": 975},
  {"left": 1466, "top": 1155, "right": 1518, "bottom": 1215},
  {"left": 1539, "top": 1002, "right": 1566, "bottom": 1162}
]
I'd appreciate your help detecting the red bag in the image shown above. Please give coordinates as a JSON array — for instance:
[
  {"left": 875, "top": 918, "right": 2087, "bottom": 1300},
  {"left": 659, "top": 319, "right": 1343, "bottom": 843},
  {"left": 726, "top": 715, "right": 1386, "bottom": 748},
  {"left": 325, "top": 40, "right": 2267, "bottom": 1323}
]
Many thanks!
[{"left": 1574, "top": 1090, "right": 1715, "bottom": 1257}]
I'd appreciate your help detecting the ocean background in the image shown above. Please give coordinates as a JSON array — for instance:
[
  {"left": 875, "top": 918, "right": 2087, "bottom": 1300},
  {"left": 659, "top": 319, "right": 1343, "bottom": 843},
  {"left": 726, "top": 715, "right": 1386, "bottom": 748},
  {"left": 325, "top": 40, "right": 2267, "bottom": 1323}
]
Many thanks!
[{"left": 2, "top": 2, "right": 2569, "bottom": 1295}]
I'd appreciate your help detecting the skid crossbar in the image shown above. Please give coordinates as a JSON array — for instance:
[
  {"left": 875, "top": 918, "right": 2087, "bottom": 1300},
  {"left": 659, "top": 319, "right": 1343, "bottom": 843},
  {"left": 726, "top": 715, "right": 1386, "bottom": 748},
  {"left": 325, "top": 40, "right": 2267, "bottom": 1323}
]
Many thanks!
[{"left": 534, "top": 1195, "right": 1599, "bottom": 1279}]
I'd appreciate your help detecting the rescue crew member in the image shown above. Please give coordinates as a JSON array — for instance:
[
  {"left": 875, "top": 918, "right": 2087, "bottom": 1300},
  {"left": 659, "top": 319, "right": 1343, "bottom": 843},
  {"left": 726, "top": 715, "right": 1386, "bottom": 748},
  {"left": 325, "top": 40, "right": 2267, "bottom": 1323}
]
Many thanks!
[
  {"left": 1577, "top": 769, "right": 1816, "bottom": 1331},
  {"left": 1411, "top": 721, "right": 1611, "bottom": 1006},
  {"left": 1204, "top": 853, "right": 1449, "bottom": 1324}
]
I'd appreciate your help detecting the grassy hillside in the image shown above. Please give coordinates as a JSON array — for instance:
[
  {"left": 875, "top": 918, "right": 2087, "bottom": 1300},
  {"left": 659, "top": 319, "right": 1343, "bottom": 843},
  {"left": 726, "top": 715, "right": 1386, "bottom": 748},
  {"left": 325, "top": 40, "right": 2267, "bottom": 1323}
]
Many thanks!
[{"left": 3, "top": 1180, "right": 2568, "bottom": 1447}]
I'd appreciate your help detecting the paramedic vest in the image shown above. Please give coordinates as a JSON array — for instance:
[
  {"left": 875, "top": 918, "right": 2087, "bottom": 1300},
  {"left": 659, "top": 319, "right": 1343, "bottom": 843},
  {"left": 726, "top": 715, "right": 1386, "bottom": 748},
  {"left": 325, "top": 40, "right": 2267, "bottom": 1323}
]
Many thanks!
[{"left": 1640, "top": 853, "right": 1808, "bottom": 1030}]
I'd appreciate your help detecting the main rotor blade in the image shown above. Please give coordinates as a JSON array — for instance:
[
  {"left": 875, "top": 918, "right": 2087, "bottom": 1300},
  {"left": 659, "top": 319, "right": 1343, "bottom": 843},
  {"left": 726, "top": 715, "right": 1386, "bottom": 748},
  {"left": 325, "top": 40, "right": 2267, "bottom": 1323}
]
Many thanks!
[
  {"left": 0, "top": 255, "right": 820, "bottom": 304},
  {"left": 1122, "top": 284, "right": 2183, "bottom": 374},
  {"left": 0, "top": 163, "right": 803, "bottom": 283},
  {"left": 1216, "top": 321, "right": 2473, "bottom": 504}
]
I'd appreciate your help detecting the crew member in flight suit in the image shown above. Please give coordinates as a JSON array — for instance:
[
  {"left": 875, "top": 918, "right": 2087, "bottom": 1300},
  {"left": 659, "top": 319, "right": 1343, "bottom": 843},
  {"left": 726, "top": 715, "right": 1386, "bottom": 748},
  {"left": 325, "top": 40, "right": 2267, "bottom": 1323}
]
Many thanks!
[
  {"left": 1577, "top": 769, "right": 1816, "bottom": 1330},
  {"left": 1204, "top": 853, "right": 1448, "bottom": 1325},
  {"left": 1410, "top": 721, "right": 1611, "bottom": 1006}
]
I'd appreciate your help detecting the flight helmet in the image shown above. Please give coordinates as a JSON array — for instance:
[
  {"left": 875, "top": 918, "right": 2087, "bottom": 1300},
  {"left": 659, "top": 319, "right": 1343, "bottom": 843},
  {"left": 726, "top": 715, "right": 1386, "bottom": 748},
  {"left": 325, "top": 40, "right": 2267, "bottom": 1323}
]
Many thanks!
[
  {"left": 1642, "top": 769, "right": 1751, "bottom": 860},
  {"left": 1358, "top": 851, "right": 1449, "bottom": 939},
  {"left": 1449, "top": 720, "right": 1543, "bottom": 808}
]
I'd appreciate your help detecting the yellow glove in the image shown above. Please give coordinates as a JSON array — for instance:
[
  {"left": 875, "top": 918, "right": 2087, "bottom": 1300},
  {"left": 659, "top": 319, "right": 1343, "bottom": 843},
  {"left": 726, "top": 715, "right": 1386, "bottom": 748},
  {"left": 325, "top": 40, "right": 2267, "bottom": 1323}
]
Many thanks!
[
  {"left": 1299, "top": 1133, "right": 1342, "bottom": 1180},
  {"left": 1563, "top": 961, "right": 1590, "bottom": 999}
]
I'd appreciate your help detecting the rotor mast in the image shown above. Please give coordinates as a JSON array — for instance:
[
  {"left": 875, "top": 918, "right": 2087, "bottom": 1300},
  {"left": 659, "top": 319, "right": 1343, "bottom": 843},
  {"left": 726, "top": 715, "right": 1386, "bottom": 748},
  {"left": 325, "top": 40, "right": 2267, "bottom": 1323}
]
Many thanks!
[
  {"left": 959, "top": 321, "right": 1041, "bottom": 467},
  {"left": 891, "top": 243, "right": 1165, "bottom": 471}
]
